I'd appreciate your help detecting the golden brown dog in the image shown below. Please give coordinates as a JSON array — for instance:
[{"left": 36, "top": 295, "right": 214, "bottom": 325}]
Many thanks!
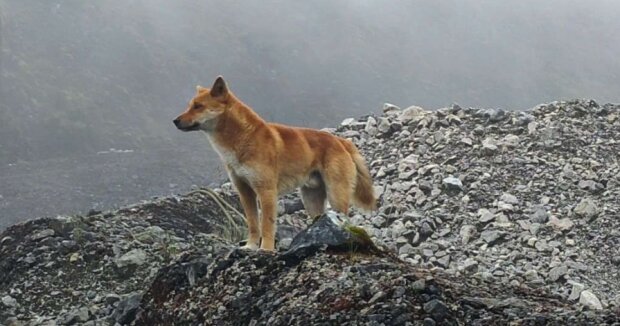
[{"left": 174, "top": 76, "right": 375, "bottom": 251}]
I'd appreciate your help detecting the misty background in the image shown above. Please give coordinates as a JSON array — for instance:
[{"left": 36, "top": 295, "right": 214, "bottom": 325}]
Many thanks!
[{"left": 1, "top": 0, "right": 619, "bottom": 230}]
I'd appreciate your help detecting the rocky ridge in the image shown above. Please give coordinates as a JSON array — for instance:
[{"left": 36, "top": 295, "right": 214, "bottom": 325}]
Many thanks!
[
  {"left": 334, "top": 99, "right": 620, "bottom": 311},
  {"left": 0, "top": 99, "right": 619, "bottom": 325},
  {"left": 0, "top": 190, "right": 243, "bottom": 325}
]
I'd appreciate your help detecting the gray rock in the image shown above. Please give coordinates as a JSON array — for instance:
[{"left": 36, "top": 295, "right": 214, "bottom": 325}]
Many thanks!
[
  {"left": 442, "top": 176, "right": 463, "bottom": 193},
  {"left": 496, "top": 201, "right": 514, "bottom": 212},
  {"left": 423, "top": 317, "right": 436, "bottom": 326},
  {"left": 62, "top": 307, "right": 90, "bottom": 324},
  {"left": 528, "top": 121, "right": 538, "bottom": 134},
  {"left": 411, "top": 279, "right": 426, "bottom": 292},
  {"left": 529, "top": 223, "right": 542, "bottom": 235},
  {"left": 378, "top": 118, "right": 391, "bottom": 133},
  {"left": 398, "top": 106, "right": 426, "bottom": 123},
  {"left": 535, "top": 239, "right": 550, "bottom": 252},
  {"left": 105, "top": 293, "right": 121, "bottom": 305},
  {"left": 423, "top": 299, "right": 448, "bottom": 322},
  {"left": 568, "top": 282, "right": 585, "bottom": 301},
  {"left": 579, "top": 290, "right": 603, "bottom": 310},
  {"left": 547, "top": 216, "right": 574, "bottom": 232},
  {"left": 524, "top": 270, "right": 540, "bottom": 282},
  {"left": 460, "top": 137, "right": 473, "bottom": 146},
  {"left": 135, "top": 225, "right": 167, "bottom": 243},
  {"left": 477, "top": 108, "right": 507, "bottom": 122},
  {"left": 566, "top": 261, "right": 588, "bottom": 271},
  {"left": 1, "top": 295, "right": 17, "bottom": 307},
  {"left": 0, "top": 236, "right": 13, "bottom": 246},
  {"left": 368, "top": 290, "right": 386, "bottom": 304},
  {"left": 392, "top": 286, "right": 406, "bottom": 298},
  {"left": 574, "top": 198, "right": 599, "bottom": 219},
  {"left": 115, "top": 249, "right": 147, "bottom": 268},
  {"left": 365, "top": 117, "right": 378, "bottom": 135},
  {"left": 481, "top": 138, "right": 498, "bottom": 155},
  {"left": 548, "top": 265, "right": 568, "bottom": 282},
  {"left": 501, "top": 135, "right": 520, "bottom": 147},
  {"left": 578, "top": 179, "right": 597, "bottom": 191},
  {"left": 478, "top": 209, "right": 495, "bottom": 223},
  {"left": 480, "top": 230, "right": 505, "bottom": 246},
  {"left": 436, "top": 255, "right": 450, "bottom": 268},
  {"left": 284, "top": 212, "right": 377, "bottom": 262},
  {"left": 383, "top": 102, "right": 401, "bottom": 113},
  {"left": 513, "top": 112, "right": 535, "bottom": 126},
  {"left": 112, "top": 292, "right": 143, "bottom": 324},
  {"left": 341, "top": 118, "right": 356, "bottom": 126},
  {"left": 459, "top": 225, "right": 477, "bottom": 245},
  {"left": 500, "top": 193, "right": 518, "bottom": 205},
  {"left": 32, "top": 229, "right": 55, "bottom": 241},
  {"left": 278, "top": 238, "right": 293, "bottom": 250},
  {"left": 371, "top": 215, "right": 386, "bottom": 227},
  {"left": 529, "top": 207, "right": 549, "bottom": 223},
  {"left": 75, "top": 307, "right": 90, "bottom": 322},
  {"left": 398, "top": 243, "right": 415, "bottom": 256},
  {"left": 419, "top": 222, "right": 434, "bottom": 238},
  {"left": 341, "top": 130, "right": 360, "bottom": 138},
  {"left": 458, "top": 258, "right": 478, "bottom": 273}
]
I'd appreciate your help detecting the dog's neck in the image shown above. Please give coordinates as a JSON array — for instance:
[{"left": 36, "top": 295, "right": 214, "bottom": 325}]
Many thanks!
[{"left": 201, "top": 94, "right": 265, "bottom": 144}]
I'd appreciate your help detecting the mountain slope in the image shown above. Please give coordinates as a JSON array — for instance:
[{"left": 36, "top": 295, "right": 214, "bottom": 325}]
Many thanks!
[{"left": 1, "top": 99, "right": 619, "bottom": 324}]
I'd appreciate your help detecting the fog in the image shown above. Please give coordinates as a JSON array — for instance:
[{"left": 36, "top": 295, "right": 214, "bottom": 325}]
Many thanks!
[{"left": 1, "top": 0, "right": 619, "bottom": 229}]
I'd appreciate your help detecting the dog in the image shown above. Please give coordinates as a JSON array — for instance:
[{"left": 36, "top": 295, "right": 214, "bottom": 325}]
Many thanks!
[{"left": 173, "top": 76, "right": 376, "bottom": 251}]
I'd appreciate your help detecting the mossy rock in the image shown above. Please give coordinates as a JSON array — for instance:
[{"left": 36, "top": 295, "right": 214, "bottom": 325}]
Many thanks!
[{"left": 281, "top": 212, "right": 382, "bottom": 265}]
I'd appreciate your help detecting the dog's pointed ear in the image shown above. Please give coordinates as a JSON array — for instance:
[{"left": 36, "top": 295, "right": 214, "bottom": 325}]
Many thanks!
[{"left": 210, "top": 76, "right": 228, "bottom": 98}]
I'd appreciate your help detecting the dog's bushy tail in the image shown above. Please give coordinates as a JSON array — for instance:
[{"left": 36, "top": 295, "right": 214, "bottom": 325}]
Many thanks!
[
  {"left": 341, "top": 139, "right": 376, "bottom": 211},
  {"left": 352, "top": 152, "right": 376, "bottom": 211}
]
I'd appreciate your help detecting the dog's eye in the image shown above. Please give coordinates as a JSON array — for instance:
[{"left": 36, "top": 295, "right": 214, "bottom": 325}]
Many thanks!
[{"left": 193, "top": 104, "right": 203, "bottom": 110}]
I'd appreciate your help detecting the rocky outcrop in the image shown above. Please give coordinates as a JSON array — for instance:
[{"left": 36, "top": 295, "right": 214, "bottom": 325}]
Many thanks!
[
  {"left": 135, "top": 245, "right": 617, "bottom": 325},
  {"left": 1, "top": 99, "right": 620, "bottom": 325},
  {"left": 335, "top": 99, "right": 620, "bottom": 312},
  {"left": 0, "top": 191, "right": 241, "bottom": 325}
]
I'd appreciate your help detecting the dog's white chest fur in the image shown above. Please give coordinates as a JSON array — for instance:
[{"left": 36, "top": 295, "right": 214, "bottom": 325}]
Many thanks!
[{"left": 207, "top": 135, "right": 255, "bottom": 181}]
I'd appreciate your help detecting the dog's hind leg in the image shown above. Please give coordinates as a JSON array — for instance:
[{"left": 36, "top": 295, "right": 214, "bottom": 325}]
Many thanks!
[{"left": 301, "top": 184, "right": 327, "bottom": 218}]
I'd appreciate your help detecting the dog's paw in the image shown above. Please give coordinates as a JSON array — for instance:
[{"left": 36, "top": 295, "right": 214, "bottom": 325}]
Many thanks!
[
  {"left": 239, "top": 243, "right": 259, "bottom": 250},
  {"left": 257, "top": 248, "right": 277, "bottom": 255}
]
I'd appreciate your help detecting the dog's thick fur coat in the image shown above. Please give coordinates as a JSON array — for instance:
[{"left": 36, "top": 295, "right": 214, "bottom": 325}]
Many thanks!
[{"left": 174, "top": 77, "right": 375, "bottom": 251}]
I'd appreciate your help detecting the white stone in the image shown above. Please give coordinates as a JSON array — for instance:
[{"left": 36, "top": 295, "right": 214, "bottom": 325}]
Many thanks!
[
  {"left": 579, "top": 290, "right": 603, "bottom": 310},
  {"left": 1, "top": 295, "right": 17, "bottom": 307}
]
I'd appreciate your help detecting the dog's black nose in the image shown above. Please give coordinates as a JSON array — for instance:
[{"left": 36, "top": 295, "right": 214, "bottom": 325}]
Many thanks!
[{"left": 173, "top": 118, "right": 180, "bottom": 126}]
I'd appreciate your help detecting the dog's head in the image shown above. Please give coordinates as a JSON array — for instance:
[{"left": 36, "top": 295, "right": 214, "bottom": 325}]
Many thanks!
[{"left": 173, "top": 76, "right": 230, "bottom": 132}]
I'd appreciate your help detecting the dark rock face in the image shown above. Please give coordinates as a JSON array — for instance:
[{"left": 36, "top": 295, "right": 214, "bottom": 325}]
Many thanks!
[
  {"left": 288, "top": 213, "right": 355, "bottom": 250},
  {"left": 0, "top": 190, "right": 238, "bottom": 324},
  {"left": 135, "top": 247, "right": 619, "bottom": 325},
  {"left": 281, "top": 212, "right": 379, "bottom": 265}
]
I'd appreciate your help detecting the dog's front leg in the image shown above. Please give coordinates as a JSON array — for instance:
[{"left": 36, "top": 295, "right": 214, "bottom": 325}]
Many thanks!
[
  {"left": 232, "top": 178, "right": 260, "bottom": 249},
  {"left": 257, "top": 187, "right": 278, "bottom": 251}
]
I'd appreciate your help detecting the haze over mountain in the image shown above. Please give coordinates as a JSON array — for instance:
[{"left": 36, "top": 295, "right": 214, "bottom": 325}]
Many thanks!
[{"left": 1, "top": 0, "right": 619, "bottom": 228}]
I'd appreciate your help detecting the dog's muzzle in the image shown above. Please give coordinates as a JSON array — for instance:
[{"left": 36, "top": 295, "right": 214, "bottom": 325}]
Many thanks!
[{"left": 173, "top": 118, "right": 200, "bottom": 131}]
